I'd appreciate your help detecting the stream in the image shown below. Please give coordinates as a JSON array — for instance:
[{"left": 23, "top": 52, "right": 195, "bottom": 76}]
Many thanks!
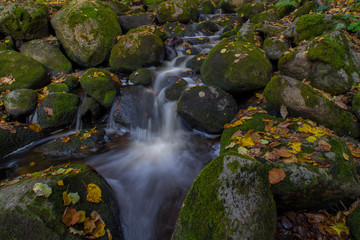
[{"left": 0, "top": 13, "right": 229, "bottom": 240}]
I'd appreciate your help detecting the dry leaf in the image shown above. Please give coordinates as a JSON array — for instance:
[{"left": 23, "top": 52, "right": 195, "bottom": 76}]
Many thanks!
[
  {"left": 275, "top": 147, "right": 293, "bottom": 158},
  {"left": 280, "top": 104, "right": 288, "bottom": 118},
  {"left": 269, "top": 168, "right": 286, "bottom": 184},
  {"left": 57, "top": 180, "right": 64, "bottom": 186},
  {"left": 61, "top": 136, "right": 70, "bottom": 143},
  {"left": 343, "top": 152, "right": 350, "bottom": 161},
  {"left": 29, "top": 124, "right": 42, "bottom": 133},
  {"left": 107, "top": 229, "right": 112, "bottom": 240},
  {"left": 62, "top": 207, "right": 80, "bottom": 227},
  {"left": 63, "top": 191, "right": 72, "bottom": 206},
  {"left": 43, "top": 107, "right": 54, "bottom": 116}
]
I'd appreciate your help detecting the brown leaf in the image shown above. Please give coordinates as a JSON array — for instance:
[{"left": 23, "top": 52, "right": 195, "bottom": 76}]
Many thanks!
[
  {"left": 280, "top": 104, "right": 288, "bottom": 118},
  {"left": 43, "top": 107, "right": 54, "bottom": 116},
  {"left": 61, "top": 136, "right": 70, "bottom": 143},
  {"left": 269, "top": 142, "right": 282, "bottom": 148},
  {"left": 264, "top": 150, "right": 280, "bottom": 162},
  {"left": 275, "top": 147, "right": 293, "bottom": 158},
  {"left": 62, "top": 207, "right": 80, "bottom": 227},
  {"left": 269, "top": 168, "right": 286, "bottom": 184},
  {"left": 315, "top": 140, "right": 332, "bottom": 152}
]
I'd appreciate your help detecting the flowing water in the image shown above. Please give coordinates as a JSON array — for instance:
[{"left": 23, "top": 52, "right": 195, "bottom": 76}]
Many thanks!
[{"left": 0, "top": 14, "right": 230, "bottom": 240}]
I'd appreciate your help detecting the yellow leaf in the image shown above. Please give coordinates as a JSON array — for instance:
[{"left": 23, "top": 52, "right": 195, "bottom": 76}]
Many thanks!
[
  {"left": 220, "top": 48, "right": 227, "bottom": 53},
  {"left": 288, "top": 142, "right": 301, "bottom": 154},
  {"left": 240, "top": 136, "right": 254, "bottom": 147},
  {"left": 78, "top": 211, "right": 86, "bottom": 223},
  {"left": 186, "top": 49, "right": 191, "bottom": 54},
  {"left": 29, "top": 124, "right": 42, "bottom": 133},
  {"left": 63, "top": 191, "right": 72, "bottom": 206},
  {"left": 87, "top": 183, "right": 102, "bottom": 203},
  {"left": 64, "top": 168, "right": 73, "bottom": 175},
  {"left": 92, "top": 221, "right": 106, "bottom": 238},
  {"left": 343, "top": 152, "right": 350, "bottom": 161},
  {"left": 84, "top": 218, "right": 96, "bottom": 234},
  {"left": 57, "top": 180, "right": 64, "bottom": 186},
  {"left": 224, "top": 119, "right": 244, "bottom": 129},
  {"left": 107, "top": 229, "right": 112, "bottom": 240},
  {"left": 81, "top": 145, "right": 87, "bottom": 149},
  {"left": 247, "top": 106, "right": 257, "bottom": 111},
  {"left": 306, "top": 136, "right": 317, "bottom": 143},
  {"left": 329, "top": 221, "right": 349, "bottom": 237}
]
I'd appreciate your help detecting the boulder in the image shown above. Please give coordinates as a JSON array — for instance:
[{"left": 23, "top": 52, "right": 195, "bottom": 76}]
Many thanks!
[
  {"left": 0, "top": 164, "right": 124, "bottom": 240},
  {"left": 20, "top": 40, "right": 72, "bottom": 75},
  {"left": 50, "top": 0, "right": 122, "bottom": 67},
  {"left": 35, "top": 128, "right": 105, "bottom": 158},
  {"left": 38, "top": 92, "right": 79, "bottom": 131},
  {"left": 176, "top": 85, "right": 238, "bottom": 134},
  {"left": 79, "top": 68, "right": 118, "bottom": 109},
  {"left": 186, "top": 53, "right": 207, "bottom": 73},
  {"left": 237, "top": 2, "right": 265, "bottom": 19},
  {"left": 0, "top": 50, "right": 49, "bottom": 93},
  {"left": 264, "top": 75, "right": 359, "bottom": 138},
  {"left": 164, "top": 78, "right": 188, "bottom": 101},
  {"left": 129, "top": 68, "right": 152, "bottom": 86},
  {"left": 4, "top": 89, "right": 38, "bottom": 121},
  {"left": 109, "top": 31, "right": 164, "bottom": 72},
  {"left": 250, "top": 11, "right": 277, "bottom": 24},
  {"left": 236, "top": 21, "right": 257, "bottom": 44},
  {"left": 352, "top": 92, "right": 360, "bottom": 120},
  {"left": 197, "top": 21, "right": 219, "bottom": 34},
  {"left": 81, "top": 95, "right": 104, "bottom": 123},
  {"left": 118, "top": 13, "right": 156, "bottom": 32},
  {"left": 220, "top": 112, "right": 360, "bottom": 210},
  {"left": 156, "top": 0, "right": 195, "bottom": 24},
  {"left": 263, "top": 36, "right": 290, "bottom": 61},
  {"left": 128, "top": 25, "right": 168, "bottom": 41},
  {"left": 47, "top": 83, "right": 70, "bottom": 93},
  {"left": 105, "top": 0, "right": 130, "bottom": 15},
  {"left": 201, "top": 40, "right": 272, "bottom": 93},
  {"left": 172, "top": 153, "right": 277, "bottom": 239},
  {"left": 0, "top": 2, "right": 48, "bottom": 40}
]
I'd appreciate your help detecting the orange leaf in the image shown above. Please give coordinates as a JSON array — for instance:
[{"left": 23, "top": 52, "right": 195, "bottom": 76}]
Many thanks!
[
  {"left": 275, "top": 147, "right": 293, "bottom": 158},
  {"left": 269, "top": 168, "right": 286, "bottom": 184},
  {"left": 61, "top": 136, "right": 70, "bottom": 143},
  {"left": 29, "top": 124, "right": 42, "bottom": 133},
  {"left": 62, "top": 207, "right": 80, "bottom": 227}
]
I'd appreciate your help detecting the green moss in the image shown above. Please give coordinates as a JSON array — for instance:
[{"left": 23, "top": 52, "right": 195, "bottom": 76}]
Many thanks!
[
  {"left": 237, "top": 3, "right": 265, "bottom": 19},
  {"left": 278, "top": 50, "right": 298, "bottom": 69},
  {"left": 250, "top": 12, "right": 277, "bottom": 24},
  {"left": 300, "top": 83, "right": 319, "bottom": 107},
  {"left": 198, "top": 21, "right": 219, "bottom": 33},
  {"left": 276, "top": 4, "right": 296, "bottom": 19},
  {"left": 227, "top": 160, "right": 240, "bottom": 174},
  {"left": 47, "top": 83, "right": 70, "bottom": 93},
  {"left": 294, "top": 2, "right": 316, "bottom": 18},
  {"left": 220, "top": 27, "right": 239, "bottom": 39},
  {"left": 295, "top": 14, "right": 334, "bottom": 42},
  {"left": 348, "top": 207, "right": 360, "bottom": 239}
]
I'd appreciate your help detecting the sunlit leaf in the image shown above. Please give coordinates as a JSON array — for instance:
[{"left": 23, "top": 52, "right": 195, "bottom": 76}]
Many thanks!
[
  {"left": 33, "top": 183, "right": 52, "bottom": 198},
  {"left": 78, "top": 211, "right": 86, "bottom": 223},
  {"left": 61, "top": 136, "right": 70, "bottom": 143}
]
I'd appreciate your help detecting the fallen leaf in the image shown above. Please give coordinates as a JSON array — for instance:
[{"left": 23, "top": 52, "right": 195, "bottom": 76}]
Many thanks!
[
  {"left": 315, "top": 140, "right": 332, "bottom": 152},
  {"left": 69, "top": 192, "right": 80, "bottom": 204},
  {"left": 69, "top": 227, "right": 84, "bottom": 236},
  {"left": 280, "top": 104, "right": 288, "bottom": 118},
  {"left": 62, "top": 207, "right": 80, "bottom": 227},
  {"left": 306, "top": 136, "right": 317, "bottom": 143},
  {"left": 81, "top": 145, "right": 87, "bottom": 149},
  {"left": 275, "top": 147, "right": 293, "bottom": 158},
  {"left": 63, "top": 191, "right": 72, "bottom": 206},
  {"left": 343, "top": 152, "right": 350, "bottom": 161},
  {"left": 61, "top": 136, "right": 70, "bottom": 143},
  {"left": 29, "top": 124, "right": 42, "bottom": 133},
  {"left": 107, "top": 229, "right": 112, "bottom": 240},
  {"left": 33, "top": 183, "right": 52, "bottom": 198},
  {"left": 269, "top": 168, "right": 286, "bottom": 184},
  {"left": 87, "top": 184, "right": 102, "bottom": 203},
  {"left": 43, "top": 107, "right": 54, "bottom": 116},
  {"left": 220, "top": 48, "right": 227, "bottom": 53},
  {"left": 288, "top": 142, "right": 301, "bottom": 154},
  {"left": 78, "top": 211, "right": 86, "bottom": 223},
  {"left": 329, "top": 221, "right": 349, "bottom": 237},
  {"left": 57, "top": 180, "right": 64, "bottom": 186}
]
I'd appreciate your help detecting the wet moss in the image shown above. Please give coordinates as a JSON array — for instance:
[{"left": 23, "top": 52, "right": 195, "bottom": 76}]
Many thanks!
[
  {"left": 237, "top": 3, "right": 265, "bottom": 19},
  {"left": 47, "top": 83, "right": 70, "bottom": 93}
]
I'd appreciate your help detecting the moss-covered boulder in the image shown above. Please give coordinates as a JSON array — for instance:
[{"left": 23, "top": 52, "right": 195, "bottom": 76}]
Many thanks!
[
  {"left": 0, "top": 2, "right": 48, "bottom": 40},
  {"left": 220, "top": 112, "right": 360, "bottom": 210},
  {"left": 237, "top": 2, "right": 265, "bottom": 19},
  {"left": 128, "top": 25, "right": 168, "bottom": 41},
  {"left": 198, "top": 21, "right": 219, "bottom": 34},
  {"left": 200, "top": 0, "right": 217, "bottom": 14},
  {"left": 156, "top": 1, "right": 192, "bottom": 24},
  {"left": 118, "top": 13, "right": 156, "bottom": 32},
  {"left": 50, "top": 0, "right": 122, "bottom": 67},
  {"left": 81, "top": 95, "right": 103, "bottom": 123},
  {"left": 176, "top": 85, "right": 238, "bottom": 134},
  {"left": 0, "top": 50, "right": 49, "bottom": 93},
  {"left": 263, "top": 36, "right": 290, "bottom": 61},
  {"left": 172, "top": 153, "right": 277, "bottom": 239},
  {"left": 275, "top": 4, "right": 296, "bottom": 19},
  {"left": 162, "top": 22, "right": 198, "bottom": 37},
  {"left": 109, "top": 31, "right": 164, "bottom": 72},
  {"left": 0, "top": 124, "right": 45, "bottom": 159},
  {"left": 64, "top": 75, "right": 80, "bottom": 90},
  {"left": 264, "top": 75, "right": 359, "bottom": 138},
  {"left": 35, "top": 128, "right": 105, "bottom": 158},
  {"left": 129, "top": 68, "right": 152, "bottom": 86},
  {"left": 236, "top": 21, "right": 257, "bottom": 44},
  {"left": 250, "top": 11, "right": 277, "bottom": 24},
  {"left": 279, "top": 31, "right": 360, "bottom": 95},
  {"left": 186, "top": 53, "right": 207, "bottom": 73},
  {"left": 348, "top": 207, "right": 360, "bottom": 240},
  {"left": 164, "top": 78, "right": 188, "bottom": 101},
  {"left": 4, "top": 89, "right": 38, "bottom": 121},
  {"left": 104, "top": 0, "right": 130, "bottom": 15},
  {"left": 0, "top": 164, "right": 124, "bottom": 239},
  {"left": 79, "top": 68, "right": 117, "bottom": 109},
  {"left": 38, "top": 92, "right": 79, "bottom": 131},
  {"left": 20, "top": 40, "right": 72, "bottom": 75},
  {"left": 293, "top": 2, "right": 316, "bottom": 18},
  {"left": 47, "top": 83, "right": 70, "bottom": 93},
  {"left": 113, "top": 85, "right": 157, "bottom": 129},
  {"left": 201, "top": 40, "right": 272, "bottom": 93}
]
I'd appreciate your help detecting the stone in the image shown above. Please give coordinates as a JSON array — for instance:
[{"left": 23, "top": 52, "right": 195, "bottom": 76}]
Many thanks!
[{"left": 4, "top": 89, "right": 38, "bottom": 121}]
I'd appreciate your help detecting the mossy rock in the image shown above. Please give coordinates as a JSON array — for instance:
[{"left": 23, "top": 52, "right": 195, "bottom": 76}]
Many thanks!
[
  {"left": 128, "top": 25, "right": 168, "bottom": 41},
  {"left": 129, "top": 68, "right": 152, "bottom": 86},
  {"left": 200, "top": 0, "right": 217, "bottom": 14},
  {"left": 47, "top": 83, "right": 70, "bottom": 93},
  {"left": 105, "top": 0, "right": 130, "bottom": 15},
  {"left": 64, "top": 75, "right": 80, "bottom": 89},
  {"left": 20, "top": 40, "right": 72, "bottom": 75},
  {"left": 263, "top": 75, "right": 360, "bottom": 138},
  {"left": 348, "top": 207, "right": 360, "bottom": 240},
  {"left": 237, "top": 2, "right": 265, "bottom": 19},
  {"left": 263, "top": 37, "right": 290, "bottom": 61},
  {"left": 0, "top": 50, "right": 49, "bottom": 93},
  {"left": 236, "top": 21, "right": 257, "bottom": 44},
  {"left": 109, "top": 31, "right": 164, "bottom": 72},
  {"left": 156, "top": 1, "right": 191, "bottom": 23},
  {"left": 176, "top": 85, "right": 238, "bottom": 134},
  {"left": 220, "top": 26, "right": 240, "bottom": 39},
  {"left": 4, "top": 89, "right": 38, "bottom": 121},
  {"left": 164, "top": 78, "right": 188, "bottom": 101},
  {"left": 118, "top": 13, "right": 156, "bottom": 32},
  {"left": 81, "top": 95, "right": 103, "bottom": 123},
  {"left": 201, "top": 39, "right": 272, "bottom": 93},
  {"left": 38, "top": 92, "right": 79, "bottom": 131},
  {"left": 220, "top": 113, "right": 360, "bottom": 210},
  {"left": 220, "top": 0, "right": 236, "bottom": 13},
  {"left": 35, "top": 128, "right": 105, "bottom": 158},
  {"left": 293, "top": 2, "right": 316, "bottom": 18},
  {"left": 186, "top": 53, "right": 207, "bottom": 73},
  {"left": 50, "top": 0, "right": 122, "bottom": 67},
  {"left": 0, "top": 42, "right": 12, "bottom": 51},
  {"left": 250, "top": 11, "right": 277, "bottom": 24},
  {"left": 79, "top": 68, "right": 117, "bottom": 109},
  {"left": 172, "top": 153, "right": 277, "bottom": 239},
  {"left": 0, "top": 2, "right": 48, "bottom": 40},
  {"left": 198, "top": 21, "right": 219, "bottom": 34},
  {"left": 0, "top": 164, "right": 124, "bottom": 239},
  {"left": 275, "top": 4, "right": 296, "bottom": 19},
  {"left": 0, "top": 124, "right": 45, "bottom": 159}
]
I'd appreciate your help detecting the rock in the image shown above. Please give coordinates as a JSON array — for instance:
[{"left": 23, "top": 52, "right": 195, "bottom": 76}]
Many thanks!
[
  {"left": 20, "top": 40, "right": 72, "bottom": 75},
  {"left": 293, "top": 2, "right": 317, "bottom": 18},
  {"left": 236, "top": 21, "right": 257, "bottom": 44},
  {"left": 279, "top": 31, "right": 360, "bottom": 95},
  {"left": 220, "top": 0, "right": 236, "bottom": 13},
  {"left": 201, "top": 40, "right": 272, "bottom": 94},
  {"left": 220, "top": 27, "right": 240, "bottom": 40},
  {"left": 348, "top": 207, "right": 360, "bottom": 240},
  {"left": 36, "top": 128, "right": 105, "bottom": 158},
  {"left": 113, "top": 85, "right": 157, "bottom": 129},
  {"left": 250, "top": 11, "right": 278, "bottom": 24},
  {"left": 4, "top": 89, "right": 38, "bottom": 121},
  {"left": 0, "top": 164, "right": 124, "bottom": 240},
  {"left": 237, "top": 2, "right": 265, "bottom": 19},
  {"left": 255, "top": 21, "right": 288, "bottom": 37},
  {"left": 79, "top": 68, "right": 118, "bottom": 109},
  {"left": 81, "top": 95, "right": 104, "bottom": 123},
  {"left": 0, "top": 50, "right": 49, "bottom": 93},
  {"left": 0, "top": 124, "right": 45, "bottom": 159},
  {"left": 156, "top": 0, "right": 195, "bottom": 24},
  {"left": 0, "top": 2, "right": 48, "bottom": 40},
  {"left": 127, "top": 25, "right": 168, "bottom": 41},
  {"left": 263, "top": 36, "right": 290, "bottom": 61},
  {"left": 38, "top": 92, "right": 79, "bottom": 131},
  {"left": 109, "top": 31, "right": 164, "bottom": 72},
  {"left": 352, "top": 93, "right": 360, "bottom": 120},
  {"left": 176, "top": 85, "right": 238, "bottom": 134},
  {"left": 118, "top": 13, "right": 156, "bottom": 32},
  {"left": 197, "top": 21, "right": 219, "bottom": 34},
  {"left": 50, "top": 0, "right": 122, "bottom": 67},
  {"left": 220, "top": 113, "right": 360, "bottom": 211},
  {"left": 129, "top": 68, "right": 152, "bottom": 86},
  {"left": 200, "top": 0, "right": 217, "bottom": 14},
  {"left": 172, "top": 153, "right": 277, "bottom": 239},
  {"left": 275, "top": 4, "right": 296, "bottom": 19},
  {"left": 105, "top": 0, "right": 130, "bottom": 15},
  {"left": 64, "top": 75, "right": 80, "bottom": 90},
  {"left": 162, "top": 22, "right": 198, "bottom": 37},
  {"left": 186, "top": 53, "right": 207, "bottom": 73},
  {"left": 264, "top": 75, "right": 359, "bottom": 138},
  {"left": 47, "top": 83, "right": 70, "bottom": 93},
  {"left": 164, "top": 78, "right": 188, "bottom": 101}
]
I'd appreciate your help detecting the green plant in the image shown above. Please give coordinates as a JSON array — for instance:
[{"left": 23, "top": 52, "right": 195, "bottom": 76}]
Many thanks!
[
  {"left": 348, "top": 20, "right": 360, "bottom": 33},
  {"left": 316, "top": 4, "right": 330, "bottom": 12}
]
